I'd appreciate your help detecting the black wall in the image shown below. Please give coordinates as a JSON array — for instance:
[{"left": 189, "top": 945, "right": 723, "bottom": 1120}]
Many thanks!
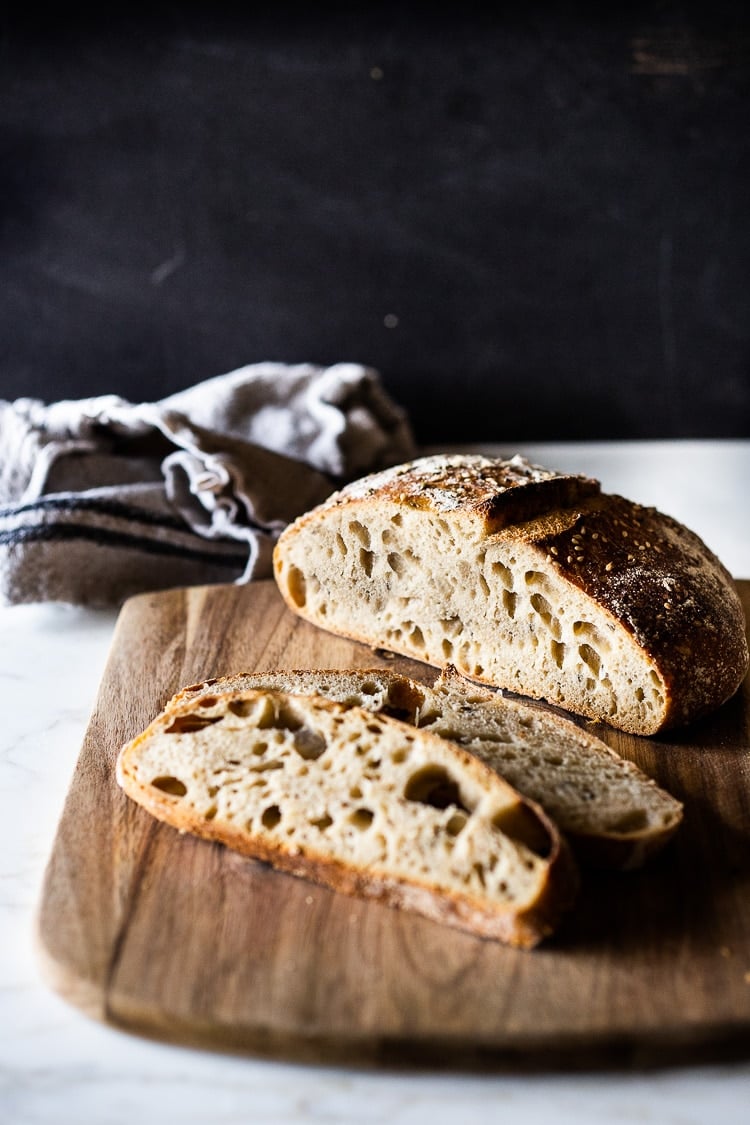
[{"left": 2, "top": 4, "right": 749, "bottom": 443}]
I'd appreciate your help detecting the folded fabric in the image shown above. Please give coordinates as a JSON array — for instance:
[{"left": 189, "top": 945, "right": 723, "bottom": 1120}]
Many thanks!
[{"left": 0, "top": 362, "right": 416, "bottom": 606}]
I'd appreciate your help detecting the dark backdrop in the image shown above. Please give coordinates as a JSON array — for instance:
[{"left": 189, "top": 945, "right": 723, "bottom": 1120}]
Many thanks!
[{"left": 2, "top": 3, "right": 749, "bottom": 444}]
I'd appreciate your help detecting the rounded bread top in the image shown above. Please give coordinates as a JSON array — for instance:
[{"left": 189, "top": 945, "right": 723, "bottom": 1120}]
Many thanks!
[{"left": 334, "top": 453, "right": 600, "bottom": 526}]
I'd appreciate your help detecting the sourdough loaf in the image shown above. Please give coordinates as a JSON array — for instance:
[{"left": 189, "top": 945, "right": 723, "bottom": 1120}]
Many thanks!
[
  {"left": 273, "top": 454, "right": 748, "bottom": 735},
  {"left": 116, "top": 688, "right": 577, "bottom": 947},
  {"left": 171, "top": 666, "right": 683, "bottom": 869}
]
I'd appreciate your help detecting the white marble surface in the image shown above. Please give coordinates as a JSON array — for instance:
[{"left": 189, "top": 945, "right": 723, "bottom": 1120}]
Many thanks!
[{"left": 2, "top": 439, "right": 749, "bottom": 1125}]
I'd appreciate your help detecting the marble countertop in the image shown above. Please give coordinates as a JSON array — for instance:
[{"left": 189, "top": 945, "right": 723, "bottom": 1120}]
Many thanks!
[{"left": 3, "top": 439, "right": 749, "bottom": 1125}]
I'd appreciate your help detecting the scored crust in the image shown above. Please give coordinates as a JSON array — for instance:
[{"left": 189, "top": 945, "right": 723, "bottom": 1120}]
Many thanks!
[{"left": 273, "top": 454, "right": 748, "bottom": 734}]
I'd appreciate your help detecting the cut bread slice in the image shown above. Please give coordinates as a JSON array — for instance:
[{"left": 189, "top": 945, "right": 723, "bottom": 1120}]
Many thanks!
[
  {"left": 272, "top": 454, "right": 748, "bottom": 734},
  {"left": 116, "top": 688, "right": 578, "bottom": 947},
  {"left": 425, "top": 668, "right": 683, "bottom": 870},
  {"left": 170, "top": 667, "right": 683, "bottom": 870},
  {"left": 167, "top": 667, "right": 427, "bottom": 722}
]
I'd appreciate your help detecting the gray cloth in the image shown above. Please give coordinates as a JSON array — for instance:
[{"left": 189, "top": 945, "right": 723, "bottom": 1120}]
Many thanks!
[{"left": 0, "top": 362, "right": 415, "bottom": 606}]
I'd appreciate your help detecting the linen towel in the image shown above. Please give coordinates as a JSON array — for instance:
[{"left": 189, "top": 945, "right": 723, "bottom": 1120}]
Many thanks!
[{"left": 0, "top": 362, "right": 416, "bottom": 606}]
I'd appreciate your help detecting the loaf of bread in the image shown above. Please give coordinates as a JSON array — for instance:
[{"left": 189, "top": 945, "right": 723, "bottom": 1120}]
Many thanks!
[
  {"left": 116, "top": 688, "right": 577, "bottom": 947},
  {"left": 171, "top": 666, "right": 683, "bottom": 869},
  {"left": 273, "top": 454, "right": 748, "bottom": 735}
]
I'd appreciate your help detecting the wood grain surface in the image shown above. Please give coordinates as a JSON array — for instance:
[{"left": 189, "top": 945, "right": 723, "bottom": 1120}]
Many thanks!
[{"left": 36, "top": 580, "right": 750, "bottom": 1068}]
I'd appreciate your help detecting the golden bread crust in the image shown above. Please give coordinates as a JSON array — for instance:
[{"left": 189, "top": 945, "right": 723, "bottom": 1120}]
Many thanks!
[{"left": 274, "top": 455, "right": 748, "bottom": 733}]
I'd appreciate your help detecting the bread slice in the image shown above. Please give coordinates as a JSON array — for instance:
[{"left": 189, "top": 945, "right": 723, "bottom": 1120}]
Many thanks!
[
  {"left": 167, "top": 667, "right": 427, "bottom": 722},
  {"left": 273, "top": 454, "right": 748, "bottom": 734},
  {"left": 171, "top": 667, "right": 683, "bottom": 869},
  {"left": 425, "top": 668, "right": 683, "bottom": 870},
  {"left": 116, "top": 688, "right": 578, "bottom": 947}
]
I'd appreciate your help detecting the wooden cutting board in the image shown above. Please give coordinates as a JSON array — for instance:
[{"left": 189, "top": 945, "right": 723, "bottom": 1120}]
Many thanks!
[{"left": 37, "top": 580, "right": 750, "bottom": 1068}]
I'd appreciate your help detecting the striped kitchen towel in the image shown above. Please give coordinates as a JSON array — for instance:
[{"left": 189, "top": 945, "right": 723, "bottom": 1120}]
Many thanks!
[{"left": 0, "top": 362, "right": 415, "bottom": 606}]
